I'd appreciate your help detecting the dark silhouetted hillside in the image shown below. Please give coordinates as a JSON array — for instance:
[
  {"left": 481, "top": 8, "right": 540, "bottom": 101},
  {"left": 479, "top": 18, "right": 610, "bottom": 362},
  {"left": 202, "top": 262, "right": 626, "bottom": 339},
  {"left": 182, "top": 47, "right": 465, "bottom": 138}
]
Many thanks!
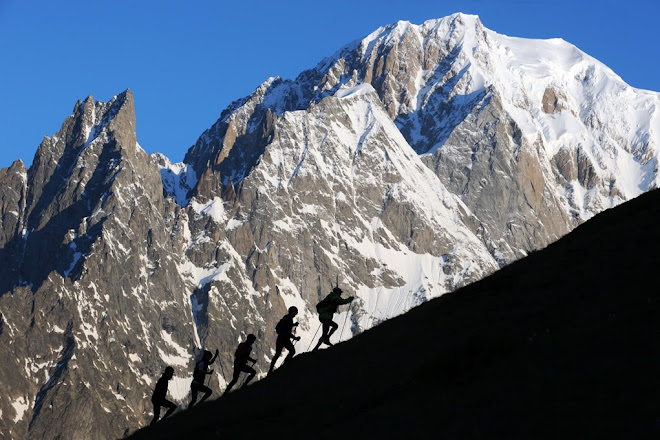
[{"left": 131, "top": 189, "right": 660, "bottom": 440}]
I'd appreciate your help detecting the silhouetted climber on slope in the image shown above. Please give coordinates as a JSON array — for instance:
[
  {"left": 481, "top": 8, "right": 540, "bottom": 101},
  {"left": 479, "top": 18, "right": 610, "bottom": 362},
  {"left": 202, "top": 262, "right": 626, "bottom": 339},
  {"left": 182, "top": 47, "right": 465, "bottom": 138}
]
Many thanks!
[
  {"left": 188, "top": 349, "right": 219, "bottom": 409},
  {"left": 224, "top": 334, "right": 258, "bottom": 395},
  {"left": 269, "top": 306, "right": 301, "bottom": 374},
  {"left": 313, "top": 287, "right": 354, "bottom": 351},
  {"left": 150, "top": 366, "right": 177, "bottom": 426}
]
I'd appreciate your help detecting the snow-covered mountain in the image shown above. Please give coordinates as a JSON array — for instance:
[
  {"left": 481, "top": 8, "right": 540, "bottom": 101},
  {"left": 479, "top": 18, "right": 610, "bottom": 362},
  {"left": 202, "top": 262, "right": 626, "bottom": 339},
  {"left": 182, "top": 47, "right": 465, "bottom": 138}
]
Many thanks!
[
  {"left": 0, "top": 13, "right": 658, "bottom": 439},
  {"left": 185, "top": 13, "right": 658, "bottom": 262}
]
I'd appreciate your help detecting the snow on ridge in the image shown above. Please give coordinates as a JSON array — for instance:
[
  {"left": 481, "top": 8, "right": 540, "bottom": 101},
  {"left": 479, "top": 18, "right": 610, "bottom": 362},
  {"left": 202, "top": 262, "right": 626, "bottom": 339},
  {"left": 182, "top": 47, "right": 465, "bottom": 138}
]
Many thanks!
[
  {"left": 135, "top": 141, "right": 147, "bottom": 155},
  {"left": 154, "top": 153, "right": 198, "bottom": 206},
  {"left": 473, "top": 24, "right": 660, "bottom": 202},
  {"left": 420, "top": 12, "right": 480, "bottom": 30},
  {"left": 190, "top": 197, "right": 226, "bottom": 223},
  {"left": 334, "top": 83, "right": 377, "bottom": 99}
]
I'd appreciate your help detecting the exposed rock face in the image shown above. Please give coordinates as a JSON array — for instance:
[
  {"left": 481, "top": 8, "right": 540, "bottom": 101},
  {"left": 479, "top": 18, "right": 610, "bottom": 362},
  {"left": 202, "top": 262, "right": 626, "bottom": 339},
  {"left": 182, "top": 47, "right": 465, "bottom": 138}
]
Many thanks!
[
  {"left": 541, "top": 87, "right": 565, "bottom": 114},
  {"left": 424, "top": 90, "right": 573, "bottom": 262},
  {"left": 0, "top": 160, "right": 27, "bottom": 258},
  {"left": 0, "top": 12, "right": 659, "bottom": 440},
  {"left": 0, "top": 91, "right": 197, "bottom": 439}
]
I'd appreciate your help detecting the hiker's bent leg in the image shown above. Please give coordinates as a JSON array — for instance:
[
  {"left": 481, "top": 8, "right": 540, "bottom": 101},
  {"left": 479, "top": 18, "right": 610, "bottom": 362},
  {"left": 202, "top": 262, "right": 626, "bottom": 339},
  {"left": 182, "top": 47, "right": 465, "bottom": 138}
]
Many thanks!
[
  {"left": 321, "top": 320, "right": 331, "bottom": 339},
  {"left": 315, "top": 320, "right": 331, "bottom": 348},
  {"left": 188, "top": 387, "right": 199, "bottom": 409},
  {"left": 199, "top": 384, "right": 212, "bottom": 403},
  {"left": 162, "top": 400, "right": 177, "bottom": 419},
  {"left": 224, "top": 367, "right": 242, "bottom": 395},
  {"left": 284, "top": 339, "right": 296, "bottom": 363},
  {"left": 150, "top": 402, "right": 161, "bottom": 426},
  {"left": 326, "top": 320, "right": 339, "bottom": 339},
  {"left": 242, "top": 366, "right": 257, "bottom": 388},
  {"left": 269, "top": 341, "right": 284, "bottom": 373}
]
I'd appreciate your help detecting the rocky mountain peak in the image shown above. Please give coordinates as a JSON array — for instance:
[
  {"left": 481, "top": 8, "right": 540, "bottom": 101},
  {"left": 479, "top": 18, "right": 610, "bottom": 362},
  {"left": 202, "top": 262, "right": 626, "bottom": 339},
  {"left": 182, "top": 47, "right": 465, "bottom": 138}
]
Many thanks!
[
  {"left": 0, "top": 89, "right": 186, "bottom": 439},
  {"left": 0, "top": 159, "right": 28, "bottom": 250},
  {"left": 2, "top": 89, "right": 162, "bottom": 295},
  {"left": 5, "top": 158, "right": 27, "bottom": 174}
]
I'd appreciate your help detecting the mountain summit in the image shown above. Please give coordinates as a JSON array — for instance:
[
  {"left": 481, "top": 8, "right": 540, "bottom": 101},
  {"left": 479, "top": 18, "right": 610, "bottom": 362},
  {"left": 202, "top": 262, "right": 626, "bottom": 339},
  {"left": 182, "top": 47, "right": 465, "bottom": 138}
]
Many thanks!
[
  {"left": 182, "top": 12, "right": 659, "bottom": 263},
  {"left": 0, "top": 14, "right": 658, "bottom": 439}
]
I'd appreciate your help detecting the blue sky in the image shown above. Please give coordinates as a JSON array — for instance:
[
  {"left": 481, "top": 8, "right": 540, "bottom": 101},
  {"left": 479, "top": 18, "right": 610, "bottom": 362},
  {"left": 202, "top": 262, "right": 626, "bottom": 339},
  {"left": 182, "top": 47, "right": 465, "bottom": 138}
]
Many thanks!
[{"left": 1, "top": 0, "right": 658, "bottom": 170}]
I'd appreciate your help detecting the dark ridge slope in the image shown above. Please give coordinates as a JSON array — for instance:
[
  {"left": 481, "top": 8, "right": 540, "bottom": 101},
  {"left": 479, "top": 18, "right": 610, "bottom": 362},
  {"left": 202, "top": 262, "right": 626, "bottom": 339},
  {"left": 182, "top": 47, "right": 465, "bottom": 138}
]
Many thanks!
[{"left": 131, "top": 189, "right": 660, "bottom": 440}]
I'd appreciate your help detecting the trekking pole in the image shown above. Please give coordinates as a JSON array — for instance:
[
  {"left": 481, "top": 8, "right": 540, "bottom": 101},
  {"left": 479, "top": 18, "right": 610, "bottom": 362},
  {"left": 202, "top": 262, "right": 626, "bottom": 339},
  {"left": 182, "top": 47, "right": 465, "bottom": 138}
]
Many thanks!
[
  {"left": 218, "top": 358, "right": 227, "bottom": 381},
  {"left": 339, "top": 309, "right": 350, "bottom": 343},
  {"left": 209, "top": 348, "right": 223, "bottom": 390},
  {"left": 306, "top": 323, "right": 322, "bottom": 351}
]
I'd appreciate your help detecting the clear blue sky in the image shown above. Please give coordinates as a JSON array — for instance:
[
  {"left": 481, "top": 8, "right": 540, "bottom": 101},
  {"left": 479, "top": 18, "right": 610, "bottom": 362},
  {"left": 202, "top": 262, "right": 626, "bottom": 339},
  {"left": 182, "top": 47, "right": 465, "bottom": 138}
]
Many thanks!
[{"left": 1, "top": 0, "right": 658, "bottom": 170}]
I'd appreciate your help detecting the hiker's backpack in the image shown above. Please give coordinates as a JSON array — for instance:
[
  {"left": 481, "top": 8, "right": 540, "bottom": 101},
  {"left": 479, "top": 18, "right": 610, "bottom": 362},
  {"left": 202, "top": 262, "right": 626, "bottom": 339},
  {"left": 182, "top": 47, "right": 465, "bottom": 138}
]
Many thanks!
[{"left": 316, "top": 295, "right": 332, "bottom": 314}]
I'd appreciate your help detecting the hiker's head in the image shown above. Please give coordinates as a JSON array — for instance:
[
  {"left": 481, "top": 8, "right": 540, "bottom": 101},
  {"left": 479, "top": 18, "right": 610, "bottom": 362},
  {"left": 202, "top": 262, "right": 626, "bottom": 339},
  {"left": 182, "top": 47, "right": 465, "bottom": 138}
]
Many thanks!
[
  {"left": 288, "top": 306, "right": 298, "bottom": 316},
  {"left": 247, "top": 334, "right": 256, "bottom": 344},
  {"left": 203, "top": 350, "right": 213, "bottom": 360},
  {"left": 333, "top": 287, "right": 343, "bottom": 295},
  {"left": 164, "top": 366, "right": 174, "bottom": 379}
]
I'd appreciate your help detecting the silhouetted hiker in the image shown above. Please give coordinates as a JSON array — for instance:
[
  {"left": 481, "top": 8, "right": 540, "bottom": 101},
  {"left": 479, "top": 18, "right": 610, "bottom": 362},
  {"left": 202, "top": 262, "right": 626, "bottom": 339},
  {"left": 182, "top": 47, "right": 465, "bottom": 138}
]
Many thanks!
[
  {"left": 224, "top": 334, "right": 257, "bottom": 395},
  {"left": 313, "top": 287, "right": 354, "bottom": 351},
  {"left": 188, "top": 349, "right": 219, "bottom": 409},
  {"left": 150, "top": 366, "right": 177, "bottom": 426},
  {"left": 269, "top": 306, "right": 301, "bottom": 374}
]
